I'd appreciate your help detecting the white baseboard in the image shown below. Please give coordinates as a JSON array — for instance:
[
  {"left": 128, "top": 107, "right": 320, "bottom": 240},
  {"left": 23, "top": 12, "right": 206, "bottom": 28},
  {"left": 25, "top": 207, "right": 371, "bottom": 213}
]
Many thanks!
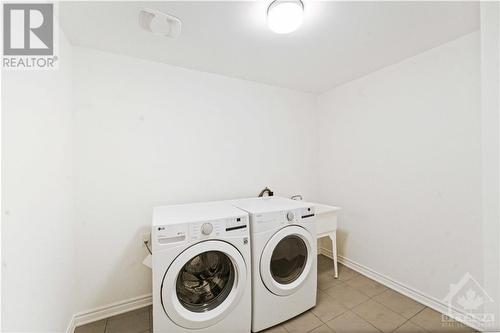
[
  {"left": 319, "top": 247, "right": 484, "bottom": 332},
  {"left": 67, "top": 294, "right": 152, "bottom": 333},
  {"left": 318, "top": 247, "right": 333, "bottom": 258},
  {"left": 65, "top": 314, "right": 76, "bottom": 333}
]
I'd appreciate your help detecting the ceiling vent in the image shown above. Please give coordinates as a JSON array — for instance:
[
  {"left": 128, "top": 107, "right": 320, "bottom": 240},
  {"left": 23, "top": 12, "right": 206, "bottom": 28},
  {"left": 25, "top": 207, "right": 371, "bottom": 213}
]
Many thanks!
[{"left": 139, "top": 8, "right": 181, "bottom": 39}]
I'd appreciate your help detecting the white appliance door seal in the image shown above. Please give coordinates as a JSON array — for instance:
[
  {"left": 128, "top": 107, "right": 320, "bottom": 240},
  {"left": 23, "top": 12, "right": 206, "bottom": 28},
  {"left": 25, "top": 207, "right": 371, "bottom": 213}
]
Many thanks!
[
  {"left": 260, "top": 225, "right": 314, "bottom": 296},
  {"left": 161, "top": 240, "right": 247, "bottom": 329}
]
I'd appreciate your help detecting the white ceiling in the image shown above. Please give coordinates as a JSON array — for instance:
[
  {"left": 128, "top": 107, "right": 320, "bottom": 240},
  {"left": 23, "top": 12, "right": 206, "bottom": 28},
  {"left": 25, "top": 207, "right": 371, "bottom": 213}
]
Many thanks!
[{"left": 60, "top": 1, "right": 479, "bottom": 93}]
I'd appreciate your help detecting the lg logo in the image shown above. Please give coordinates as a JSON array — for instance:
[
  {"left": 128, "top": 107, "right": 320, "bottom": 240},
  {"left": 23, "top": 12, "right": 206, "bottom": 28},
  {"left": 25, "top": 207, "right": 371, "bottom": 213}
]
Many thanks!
[{"left": 3, "top": 3, "right": 53, "bottom": 55}]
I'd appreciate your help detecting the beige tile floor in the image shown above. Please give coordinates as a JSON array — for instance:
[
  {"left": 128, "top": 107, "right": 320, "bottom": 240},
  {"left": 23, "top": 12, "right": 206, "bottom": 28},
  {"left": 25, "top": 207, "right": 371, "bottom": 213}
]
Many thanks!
[{"left": 75, "top": 255, "right": 476, "bottom": 333}]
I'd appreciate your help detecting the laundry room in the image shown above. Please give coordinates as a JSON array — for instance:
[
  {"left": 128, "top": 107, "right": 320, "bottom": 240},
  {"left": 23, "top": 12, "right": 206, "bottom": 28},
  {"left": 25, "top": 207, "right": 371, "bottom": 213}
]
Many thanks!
[{"left": 1, "top": 1, "right": 499, "bottom": 333}]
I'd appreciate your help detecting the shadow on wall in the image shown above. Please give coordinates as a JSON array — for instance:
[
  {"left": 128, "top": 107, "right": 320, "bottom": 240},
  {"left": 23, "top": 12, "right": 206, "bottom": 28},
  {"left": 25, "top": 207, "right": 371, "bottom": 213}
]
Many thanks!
[{"left": 336, "top": 229, "right": 349, "bottom": 256}]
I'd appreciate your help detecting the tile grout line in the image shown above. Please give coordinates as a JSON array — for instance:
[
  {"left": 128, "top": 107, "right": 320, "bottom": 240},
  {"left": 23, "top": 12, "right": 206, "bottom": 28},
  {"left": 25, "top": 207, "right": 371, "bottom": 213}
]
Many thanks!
[
  {"left": 325, "top": 259, "right": 432, "bottom": 331},
  {"left": 383, "top": 304, "right": 431, "bottom": 333},
  {"left": 325, "top": 260, "right": 476, "bottom": 332},
  {"left": 368, "top": 290, "right": 424, "bottom": 319},
  {"left": 408, "top": 306, "right": 428, "bottom": 320},
  {"left": 350, "top": 294, "right": 406, "bottom": 332},
  {"left": 319, "top": 263, "right": 390, "bottom": 329},
  {"left": 323, "top": 260, "right": 422, "bottom": 333},
  {"left": 353, "top": 277, "right": 431, "bottom": 333},
  {"left": 349, "top": 309, "right": 385, "bottom": 333},
  {"left": 307, "top": 307, "right": 329, "bottom": 332},
  {"left": 403, "top": 306, "right": 431, "bottom": 332},
  {"left": 388, "top": 317, "right": 413, "bottom": 333},
  {"left": 319, "top": 307, "right": 349, "bottom": 325}
]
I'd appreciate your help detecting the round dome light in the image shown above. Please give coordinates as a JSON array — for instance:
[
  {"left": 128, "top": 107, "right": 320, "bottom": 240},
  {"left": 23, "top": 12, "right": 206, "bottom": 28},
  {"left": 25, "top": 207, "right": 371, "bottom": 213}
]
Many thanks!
[{"left": 267, "top": 0, "right": 304, "bottom": 34}]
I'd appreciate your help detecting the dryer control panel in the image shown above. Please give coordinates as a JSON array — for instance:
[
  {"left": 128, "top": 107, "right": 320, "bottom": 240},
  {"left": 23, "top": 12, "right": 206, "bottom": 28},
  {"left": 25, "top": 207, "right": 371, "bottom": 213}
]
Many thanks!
[{"left": 250, "top": 205, "right": 315, "bottom": 233}]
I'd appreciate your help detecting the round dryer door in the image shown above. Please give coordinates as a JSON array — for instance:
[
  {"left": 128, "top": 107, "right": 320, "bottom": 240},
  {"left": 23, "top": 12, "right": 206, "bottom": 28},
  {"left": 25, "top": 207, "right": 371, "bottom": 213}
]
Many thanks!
[
  {"left": 161, "top": 240, "right": 247, "bottom": 329},
  {"left": 260, "top": 225, "right": 314, "bottom": 296}
]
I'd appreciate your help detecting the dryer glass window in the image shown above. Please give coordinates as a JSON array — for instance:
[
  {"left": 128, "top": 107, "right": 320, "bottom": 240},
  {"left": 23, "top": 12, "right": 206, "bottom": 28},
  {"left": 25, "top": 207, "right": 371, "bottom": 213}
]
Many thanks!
[
  {"left": 270, "top": 235, "right": 307, "bottom": 284},
  {"left": 176, "top": 251, "right": 235, "bottom": 313}
]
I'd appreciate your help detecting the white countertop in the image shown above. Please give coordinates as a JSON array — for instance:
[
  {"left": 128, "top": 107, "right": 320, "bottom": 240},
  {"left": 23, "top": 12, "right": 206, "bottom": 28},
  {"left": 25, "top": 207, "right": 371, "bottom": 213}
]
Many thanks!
[
  {"left": 302, "top": 202, "right": 341, "bottom": 236},
  {"left": 303, "top": 202, "right": 341, "bottom": 215}
]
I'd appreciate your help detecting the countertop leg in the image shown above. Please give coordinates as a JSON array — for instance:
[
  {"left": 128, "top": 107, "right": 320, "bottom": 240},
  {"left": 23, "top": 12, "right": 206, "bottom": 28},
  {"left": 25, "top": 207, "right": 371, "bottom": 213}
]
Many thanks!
[{"left": 329, "top": 231, "right": 339, "bottom": 278}]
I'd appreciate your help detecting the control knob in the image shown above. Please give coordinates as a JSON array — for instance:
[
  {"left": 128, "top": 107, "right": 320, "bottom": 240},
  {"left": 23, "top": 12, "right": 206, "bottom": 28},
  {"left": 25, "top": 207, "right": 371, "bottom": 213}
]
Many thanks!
[
  {"left": 286, "top": 211, "right": 295, "bottom": 222},
  {"left": 201, "top": 223, "right": 213, "bottom": 235}
]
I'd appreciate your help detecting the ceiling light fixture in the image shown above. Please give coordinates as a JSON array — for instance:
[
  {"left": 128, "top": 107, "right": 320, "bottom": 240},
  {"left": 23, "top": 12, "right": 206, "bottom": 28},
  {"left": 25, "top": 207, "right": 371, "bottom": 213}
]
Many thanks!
[{"left": 267, "top": 0, "right": 304, "bottom": 34}]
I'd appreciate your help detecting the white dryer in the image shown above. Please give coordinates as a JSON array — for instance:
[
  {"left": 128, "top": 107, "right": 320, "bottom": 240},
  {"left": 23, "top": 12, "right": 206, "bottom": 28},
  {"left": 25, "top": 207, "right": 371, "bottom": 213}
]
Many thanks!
[
  {"left": 231, "top": 197, "right": 317, "bottom": 332},
  {"left": 152, "top": 201, "right": 251, "bottom": 333}
]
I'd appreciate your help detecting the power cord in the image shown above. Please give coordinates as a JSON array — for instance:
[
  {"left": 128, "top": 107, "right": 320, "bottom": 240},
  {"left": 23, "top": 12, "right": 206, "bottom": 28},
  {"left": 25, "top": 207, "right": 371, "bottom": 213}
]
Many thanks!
[{"left": 144, "top": 239, "right": 152, "bottom": 255}]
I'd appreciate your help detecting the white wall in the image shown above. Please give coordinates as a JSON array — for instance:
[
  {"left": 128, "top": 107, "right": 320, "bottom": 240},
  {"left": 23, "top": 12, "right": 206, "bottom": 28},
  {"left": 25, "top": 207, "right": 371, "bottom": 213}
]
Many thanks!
[
  {"left": 1, "top": 31, "right": 75, "bottom": 332},
  {"left": 317, "top": 32, "right": 482, "bottom": 307},
  {"left": 72, "top": 47, "right": 318, "bottom": 311},
  {"left": 480, "top": 2, "right": 500, "bottom": 330}
]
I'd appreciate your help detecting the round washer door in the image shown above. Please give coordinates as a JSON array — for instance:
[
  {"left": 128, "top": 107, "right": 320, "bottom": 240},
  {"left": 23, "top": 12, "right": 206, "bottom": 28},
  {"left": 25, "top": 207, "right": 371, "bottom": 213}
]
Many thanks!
[
  {"left": 260, "top": 225, "right": 314, "bottom": 296},
  {"left": 161, "top": 240, "right": 247, "bottom": 329}
]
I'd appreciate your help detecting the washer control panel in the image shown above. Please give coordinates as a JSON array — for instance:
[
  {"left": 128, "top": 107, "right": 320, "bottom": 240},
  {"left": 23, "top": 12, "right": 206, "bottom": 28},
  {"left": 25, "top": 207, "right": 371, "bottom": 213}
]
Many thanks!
[
  {"left": 154, "top": 215, "right": 248, "bottom": 248},
  {"left": 190, "top": 215, "right": 248, "bottom": 240}
]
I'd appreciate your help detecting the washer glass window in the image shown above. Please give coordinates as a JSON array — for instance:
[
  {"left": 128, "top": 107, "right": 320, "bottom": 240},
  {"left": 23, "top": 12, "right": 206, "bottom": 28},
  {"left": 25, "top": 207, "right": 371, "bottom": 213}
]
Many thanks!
[
  {"left": 270, "top": 235, "right": 307, "bottom": 284},
  {"left": 176, "top": 251, "right": 235, "bottom": 313}
]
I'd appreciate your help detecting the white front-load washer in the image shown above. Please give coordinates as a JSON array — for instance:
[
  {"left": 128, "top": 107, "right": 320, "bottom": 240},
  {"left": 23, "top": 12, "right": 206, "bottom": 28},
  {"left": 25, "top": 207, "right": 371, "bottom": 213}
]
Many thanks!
[
  {"left": 152, "top": 201, "right": 251, "bottom": 333},
  {"left": 231, "top": 197, "right": 317, "bottom": 332}
]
